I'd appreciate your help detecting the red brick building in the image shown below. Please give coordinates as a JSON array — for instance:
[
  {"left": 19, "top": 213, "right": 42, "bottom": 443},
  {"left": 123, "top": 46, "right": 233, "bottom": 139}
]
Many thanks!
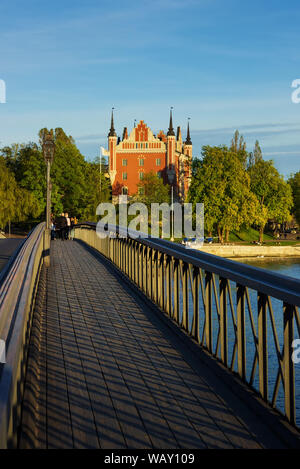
[{"left": 106, "top": 110, "right": 192, "bottom": 202}]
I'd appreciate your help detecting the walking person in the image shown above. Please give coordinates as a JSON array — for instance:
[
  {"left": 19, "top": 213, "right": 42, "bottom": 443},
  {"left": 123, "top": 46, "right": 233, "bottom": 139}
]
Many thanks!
[
  {"left": 55, "top": 213, "right": 67, "bottom": 240},
  {"left": 65, "top": 212, "right": 71, "bottom": 240},
  {"left": 70, "top": 217, "right": 75, "bottom": 240},
  {"left": 50, "top": 220, "right": 56, "bottom": 240}
]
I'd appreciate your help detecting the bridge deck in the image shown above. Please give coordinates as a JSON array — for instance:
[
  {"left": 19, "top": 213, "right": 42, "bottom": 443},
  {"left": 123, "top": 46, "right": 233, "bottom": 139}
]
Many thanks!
[{"left": 19, "top": 240, "right": 300, "bottom": 449}]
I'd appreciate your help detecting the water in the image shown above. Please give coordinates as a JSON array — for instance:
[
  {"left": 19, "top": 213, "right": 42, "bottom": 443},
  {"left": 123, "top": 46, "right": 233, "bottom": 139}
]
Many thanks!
[
  {"left": 239, "top": 258, "right": 300, "bottom": 423},
  {"left": 171, "top": 257, "right": 300, "bottom": 425},
  {"left": 240, "top": 257, "right": 300, "bottom": 281}
]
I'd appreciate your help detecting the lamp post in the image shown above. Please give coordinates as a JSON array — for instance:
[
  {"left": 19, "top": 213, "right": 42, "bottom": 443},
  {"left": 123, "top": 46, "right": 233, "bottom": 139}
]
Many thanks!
[{"left": 42, "top": 132, "right": 55, "bottom": 265}]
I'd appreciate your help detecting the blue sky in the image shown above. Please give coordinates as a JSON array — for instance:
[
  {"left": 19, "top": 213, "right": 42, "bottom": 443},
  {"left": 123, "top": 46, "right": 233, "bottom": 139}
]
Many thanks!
[{"left": 0, "top": 0, "right": 300, "bottom": 176}]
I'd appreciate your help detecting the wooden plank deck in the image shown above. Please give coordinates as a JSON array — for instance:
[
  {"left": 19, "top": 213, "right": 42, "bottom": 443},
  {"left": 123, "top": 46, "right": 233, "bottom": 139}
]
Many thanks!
[{"left": 19, "top": 240, "right": 300, "bottom": 449}]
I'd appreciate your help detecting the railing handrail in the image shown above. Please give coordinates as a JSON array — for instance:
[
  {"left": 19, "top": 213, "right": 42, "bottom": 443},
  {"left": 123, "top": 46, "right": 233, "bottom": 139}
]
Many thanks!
[
  {"left": 75, "top": 222, "right": 300, "bottom": 307},
  {"left": 0, "top": 222, "right": 46, "bottom": 448}
]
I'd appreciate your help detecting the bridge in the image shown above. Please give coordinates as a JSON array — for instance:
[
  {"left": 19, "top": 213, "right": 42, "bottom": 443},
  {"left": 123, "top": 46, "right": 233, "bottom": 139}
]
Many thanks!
[{"left": 0, "top": 223, "right": 300, "bottom": 449}]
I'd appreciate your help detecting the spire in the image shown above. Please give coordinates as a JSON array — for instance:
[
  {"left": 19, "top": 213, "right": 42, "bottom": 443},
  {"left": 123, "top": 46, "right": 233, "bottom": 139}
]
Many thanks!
[
  {"left": 176, "top": 126, "right": 182, "bottom": 141},
  {"left": 185, "top": 118, "right": 192, "bottom": 145},
  {"left": 108, "top": 108, "right": 117, "bottom": 137},
  {"left": 167, "top": 107, "right": 175, "bottom": 137}
]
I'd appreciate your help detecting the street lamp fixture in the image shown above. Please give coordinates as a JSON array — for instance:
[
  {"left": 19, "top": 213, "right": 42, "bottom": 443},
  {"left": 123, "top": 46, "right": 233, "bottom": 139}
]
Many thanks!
[{"left": 42, "top": 132, "right": 55, "bottom": 165}]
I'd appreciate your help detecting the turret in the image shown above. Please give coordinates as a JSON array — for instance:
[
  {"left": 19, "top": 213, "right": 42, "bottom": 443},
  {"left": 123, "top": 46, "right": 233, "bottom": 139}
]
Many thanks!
[
  {"left": 108, "top": 108, "right": 117, "bottom": 185},
  {"left": 167, "top": 108, "right": 176, "bottom": 184},
  {"left": 183, "top": 118, "right": 192, "bottom": 158},
  {"left": 183, "top": 119, "right": 193, "bottom": 194},
  {"left": 176, "top": 126, "right": 182, "bottom": 153}
]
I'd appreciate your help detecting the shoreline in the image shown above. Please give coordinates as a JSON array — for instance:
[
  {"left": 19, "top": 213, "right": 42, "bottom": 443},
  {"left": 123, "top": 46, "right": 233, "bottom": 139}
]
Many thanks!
[{"left": 197, "top": 244, "right": 300, "bottom": 259}]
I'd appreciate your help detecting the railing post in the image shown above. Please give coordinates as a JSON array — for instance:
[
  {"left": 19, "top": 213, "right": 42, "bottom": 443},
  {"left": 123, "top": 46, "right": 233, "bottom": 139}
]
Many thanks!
[
  {"left": 173, "top": 258, "right": 179, "bottom": 323},
  {"left": 143, "top": 245, "right": 147, "bottom": 295},
  {"left": 283, "top": 303, "right": 296, "bottom": 425},
  {"left": 258, "top": 293, "right": 268, "bottom": 401},
  {"left": 166, "top": 256, "right": 172, "bottom": 316},
  {"left": 237, "top": 284, "right": 246, "bottom": 381},
  {"left": 205, "top": 271, "right": 213, "bottom": 353},
  {"left": 146, "top": 248, "right": 151, "bottom": 299},
  {"left": 219, "top": 277, "right": 228, "bottom": 366},
  {"left": 182, "top": 262, "right": 189, "bottom": 331},
  {"left": 158, "top": 252, "right": 164, "bottom": 310},
  {"left": 191, "top": 266, "right": 200, "bottom": 343}
]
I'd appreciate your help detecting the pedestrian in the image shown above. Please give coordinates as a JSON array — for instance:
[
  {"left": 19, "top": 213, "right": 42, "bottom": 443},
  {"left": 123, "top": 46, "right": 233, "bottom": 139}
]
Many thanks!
[
  {"left": 70, "top": 217, "right": 75, "bottom": 240},
  {"left": 65, "top": 212, "right": 71, "bottom": 240},
  {"left": 50, "top": 220, "right": 56, "bottom": 240},
  {"left": 55, "top": 212, "right": 67, "bottom": 240}
]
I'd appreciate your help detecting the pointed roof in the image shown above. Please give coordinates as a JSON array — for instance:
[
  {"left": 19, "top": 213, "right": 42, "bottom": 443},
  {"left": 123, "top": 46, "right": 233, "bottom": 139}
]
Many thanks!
[
  {"left": 108, "top": 108, "right": 117, "bottom": 137},
  {"left": 167, "top": 108, "right": 175, "bottom": 137},
  {"left": 185, "top": 119, "right": 192, "bottom": 145}
]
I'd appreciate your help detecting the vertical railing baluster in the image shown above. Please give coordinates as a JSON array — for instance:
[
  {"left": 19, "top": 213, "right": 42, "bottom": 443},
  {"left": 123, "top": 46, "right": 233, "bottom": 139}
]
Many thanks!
[
  {"left": 192, "top": 266, "right": 200, "bottom": 343},
  {"left": 182, "top": 262, "right": 189, "bottom": 331},
  {"left": 153, "top": 251, "right": 158, "bottom": 304},
  {"left": 237, "top": 284, "right": 246, "bottom": 381},
  {"left": 160, "top": 253, "right": 165, "bottom": 311},
  {"left": 173, "top": 258, "right": 179, "bottom": 324},
  {"left": 283, "top": 303, "right": 296, "bottom": 425},
  {"left": 166, "top": 256, "right": 172, "bottom": 316},
  {"left": 205, "top": 271, "right": 213, "bottom": 353},
  {"left": 219, "top": 277, "right": 228, "bottom": 367},
  {"left": 258, "top": 292, "right": 268, "bottom": 400}
]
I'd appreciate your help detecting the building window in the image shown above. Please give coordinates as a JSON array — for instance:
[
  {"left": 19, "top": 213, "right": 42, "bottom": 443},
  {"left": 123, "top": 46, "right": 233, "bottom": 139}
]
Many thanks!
[
  {"left": 139, "top": 172, "right": 144, "bottom": 181},
  {"left": 157, "top": 171, "right": 162, "bottom": 178},
  {"left": 122, "top": 172, "right": 127, "bottom": 181},
  {"left": 122, "top": 186, "right": 128, "bottom": 195},
  {"left": 139, "top": 158, "right": 144, "bottom": 166},
  {"left": 156, "top": 158, "right": 161, "bottom": 166},
  {"left": 122, "top": 159, "right": 127, "bottom": 166}
]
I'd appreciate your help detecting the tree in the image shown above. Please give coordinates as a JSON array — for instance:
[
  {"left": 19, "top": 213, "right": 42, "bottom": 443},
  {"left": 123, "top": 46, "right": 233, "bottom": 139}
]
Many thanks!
[
  {"left": 135, "top": 172, "right": 170, "bottom": 209},
  {"left": 248, "top": 159, "right": 293, "bottom": 242},
  {"left": 0, "top": 156, "right": 39, "bottom": 229},
  {"left": 248, "top": 140, "right": 263, "bottom": 168},
  {"left": 230, "top": 130, "right": 248, "bottom": 166},
  {"left": 288, "top": 171, "right": 300, "bottom": 226},
  {"left": 81, "top": 158, "right": 111, "bottom": 221},
  {"left": 39, "top": 128, "right": 89, "bottom": 218},
  {"left": 188, "top": 146, "right": 259, "bottom": 243}
]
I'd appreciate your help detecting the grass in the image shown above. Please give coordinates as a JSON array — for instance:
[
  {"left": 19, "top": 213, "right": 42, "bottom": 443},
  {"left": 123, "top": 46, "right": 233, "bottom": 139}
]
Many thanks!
[{"left": 229, "top": 227, "right": 273, "bottom": 243}]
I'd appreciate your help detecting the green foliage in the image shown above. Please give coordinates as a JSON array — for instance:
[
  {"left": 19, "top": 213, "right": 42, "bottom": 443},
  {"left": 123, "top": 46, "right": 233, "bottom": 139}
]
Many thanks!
[
  {"left": 1, "top": 128, "right": 112, "bottom": 225},
  {"left": 81, "top": 158, "right": 111, "bottom": 221},
  {"left": 230, "top": 130, "right": 248, "bottom": 166},
  {"left": 248, "top": 159, "right": 293, "bottom": 241},
  {"left": 188, "top": 145, "right": 259, "bottom": 242},
  {"left": 0, "top": 156, "right": 40, "bottom": 229},
  {"left": 135, "top": 172, "right": 170, "bottom": 208},
  {"left": 288, "top": 171, "right": 300, "bottom": 226}
]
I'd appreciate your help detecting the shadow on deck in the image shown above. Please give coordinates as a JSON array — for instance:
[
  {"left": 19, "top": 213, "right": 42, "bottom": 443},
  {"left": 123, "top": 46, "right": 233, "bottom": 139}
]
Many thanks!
[{"left": 19, "top": 240, "right": 300, "bottom": 449}]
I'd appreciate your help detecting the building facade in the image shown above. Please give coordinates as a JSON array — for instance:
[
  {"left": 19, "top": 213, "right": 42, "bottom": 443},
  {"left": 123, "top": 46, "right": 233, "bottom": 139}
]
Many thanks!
[{"left": 105, "top": 110, "right": 193, "bottom": 202}]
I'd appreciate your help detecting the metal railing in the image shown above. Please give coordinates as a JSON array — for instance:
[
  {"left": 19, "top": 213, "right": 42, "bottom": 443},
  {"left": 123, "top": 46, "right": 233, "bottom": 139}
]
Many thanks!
[
  {"left": 0, "top": 223, "right": 46, "bottom": 448},
  {"left": 74, "top": 222, "right": 300, "bottom": 427}
]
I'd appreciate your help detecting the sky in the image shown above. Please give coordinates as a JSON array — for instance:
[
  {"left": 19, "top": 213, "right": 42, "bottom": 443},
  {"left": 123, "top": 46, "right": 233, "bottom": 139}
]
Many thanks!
[{"left": 0, "top": 0, "right": 300, "bottom": 177}]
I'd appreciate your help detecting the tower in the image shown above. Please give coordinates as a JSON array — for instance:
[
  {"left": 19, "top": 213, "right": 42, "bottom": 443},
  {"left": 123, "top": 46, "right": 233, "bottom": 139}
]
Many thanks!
[
  {"left": 167, "top": 108, "right": 176, "bottom": 185},
  {"left": 108, "top": 108, "right": 117, "bottom": 185},
  {"left": 183, "top": 118, "right": 193, "bottom": 196},
  {"left": 176, "top": 126, "right": 183, "bottom": 153}
]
